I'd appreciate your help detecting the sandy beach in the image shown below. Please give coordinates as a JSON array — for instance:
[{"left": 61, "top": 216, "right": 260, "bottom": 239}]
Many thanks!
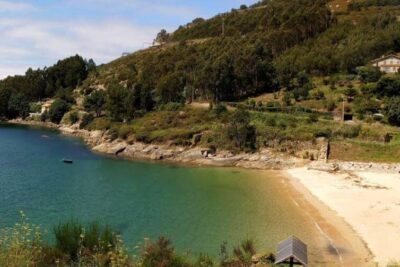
[{"left": 287, "top": 167, "right": 400, "bottom": 266}]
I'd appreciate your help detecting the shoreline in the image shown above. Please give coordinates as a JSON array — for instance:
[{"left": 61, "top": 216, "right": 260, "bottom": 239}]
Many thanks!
[
  {"left": 283, "top": 170, "right": 376, "bottom": 266},
  {"left": 287, "top": 167, "right": 400, "bottom": 266},
  {"left": 6, "top": 119, "right": 307, "bottom": 170},
  {"left": 3, "top": 119, "right": 393, "bottom": 265}
]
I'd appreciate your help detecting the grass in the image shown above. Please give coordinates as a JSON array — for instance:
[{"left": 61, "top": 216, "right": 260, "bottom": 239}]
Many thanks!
[
  {"left": 81, "top": 103, "right": 400, "bottom": 162},
  {"left": 330, "top": 140, "right": 400, "bottom": 163},
  {"left": 86, "top": 107, "right": 224, "bottom": 145}
]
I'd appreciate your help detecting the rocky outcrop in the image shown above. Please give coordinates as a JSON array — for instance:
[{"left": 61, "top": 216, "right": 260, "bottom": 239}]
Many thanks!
[{"left": 6, "top": 119, "right": 307, "bottom": 170}]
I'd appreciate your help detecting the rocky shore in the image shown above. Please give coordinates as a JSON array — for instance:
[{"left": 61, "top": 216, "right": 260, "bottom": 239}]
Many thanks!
[
  {"left": 7, "top": 119, "right": 400, "bottom": 174},
  {"left": 7, "top": 119, "right": 305, "bottom": 169}
]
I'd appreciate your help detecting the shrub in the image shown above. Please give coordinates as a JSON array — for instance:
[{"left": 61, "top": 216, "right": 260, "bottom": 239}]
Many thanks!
[
  {"left": 307, "top": 113, "right": 319, "bottom": 123},
  {"left": 311, "top": 90, "right": 325, "bottom": 100},
  {"left": 314, "top": 128, "right": 332, "bottom": 138},
  {"left": 344, "top": 87, "right": 358, "bottom": 98},
  {"left": 360, "top": 83, "right": 377, "bottom": 95},
  {"left": 333, "top": 125, "right": 361, "bottom": 139},
  {"left": 384, "top": 97, "right": 400, "bottom": 126},
  {"left": 29, "top": 103, "right": 41, "bottom": 113},
  {"left": 79, "top": 113, "right": 94, "bottom": 129},
  {"left": 48, "top": 99, "right": 70, "bottom": 124},
  {"left": 357, "top": 66, "right": 382, "bottom": 83},
  {"left": 195, "top": 254, "right": 214, "bottom": 267},
  {"left": 226, "top": 108, "right": 257, "bottom": 152},
  {"left": 83, "top": 90, "right": 106, "bottom": 117},
  {"left": 68, "top": 111, "right": 79, "bottom": 124},
  {"left": 212, "top": 104, "right": 228, "bottom": 117},
  {"left": 141, "top": 237, "right": 191, "bottom": 267},
  {"left": 40, "top": 111, "right": 49, "bottom": 122},
  {"left": 54, "top": 220, "right": 116, "bottom": 261},
  {"left": 325, "top": 99, "right": 337, "bottom": 111},
  {"left": 86, "top": 117, "right": 111, "bottom": 131},
  {"left": 117, "top": 125, "right": 133, "bottom": 139},
  {"left": 0, "top": 212, "right": 42, "bottom": 267}
]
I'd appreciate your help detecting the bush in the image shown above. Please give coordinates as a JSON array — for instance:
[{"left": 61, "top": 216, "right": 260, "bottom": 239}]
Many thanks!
[
  {"left": 226, "top": 108, "right": 257, "bottom": 152},
  {"left": 311, "top": 90, "right": 325, "bottom": 100},
  {"left": 333, "top": 125, "right": 361, "bottom": 139},
  {"left": 384, "top": 97, "right": 400, "bottom": 126},
  {"left": 325, "top": 99, "right": 337, "bottom": 111},
  {"left": 40, "top": 111, "right": 49, "bottom": 122},
  {"left": 117, "top": 125, "right": 133, "bottom": 139},
  {"left": 307, "top": 113, "right": 319, "bottom": 123},
  {"left": 54, "top": 220, "right": 116, "bottom": 261},
  {"left": 83, "top": 90, "right": 106, "bottom": 117},
  {"left": 29, "top": 103, "right": 41, "bottom": 113},
  {"left": 0, "top": 212, "right": 42, "bottom": 267},
  {"left": 141, "top": 237, "right": 191, "bottom": 267},
  {"left": 86, "top": 117, "right": 111, "bottom": 131},
  {"left": 212, "top": 104, "right": 228, "bottom": 117},
  {"left": 68, "top": 111, "right": 79, "bottom": 124},
  {"left": 357, "top": 66, "right": 382, "bottom": 83},
  {"left": 344, "top": 87, "right": 358, "bottom": 98},
  {"left": 48, "top": 99, "right": 70, "bottom": 124},
  {"left": 376, "top": 76, "right": 400, "bottom": 98},
  {"left": 79, "top": 113, "right": 94, "bottom": 129}
]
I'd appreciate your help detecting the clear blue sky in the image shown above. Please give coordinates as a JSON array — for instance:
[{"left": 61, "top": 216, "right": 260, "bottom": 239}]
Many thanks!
[{"left": 0, "top": 0, "right": 258, "bottom": 78}]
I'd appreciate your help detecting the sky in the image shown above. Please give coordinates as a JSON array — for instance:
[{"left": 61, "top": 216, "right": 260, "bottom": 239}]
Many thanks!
[{"left": 0, "top": 0, "right": 258, "bottom": 78}]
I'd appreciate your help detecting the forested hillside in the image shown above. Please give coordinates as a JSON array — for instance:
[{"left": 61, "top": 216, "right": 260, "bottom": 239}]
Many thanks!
[{"left": 2, "top": 0, "right": 400, "bottom": 159}]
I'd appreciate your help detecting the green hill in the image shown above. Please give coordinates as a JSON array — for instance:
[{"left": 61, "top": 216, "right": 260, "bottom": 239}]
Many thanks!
[{"left": 2, "top": 0, "right": 400, "bottom": 161}]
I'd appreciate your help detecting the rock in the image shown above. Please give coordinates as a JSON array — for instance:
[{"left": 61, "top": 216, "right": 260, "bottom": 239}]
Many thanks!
[{"left": 93, "top": 142, "right": 127, "bottom": 155}]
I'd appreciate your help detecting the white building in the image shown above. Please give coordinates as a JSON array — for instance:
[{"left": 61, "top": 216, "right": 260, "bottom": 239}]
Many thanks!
[{"left": 370, "top": 54, "right": 400, "bottom": 73}]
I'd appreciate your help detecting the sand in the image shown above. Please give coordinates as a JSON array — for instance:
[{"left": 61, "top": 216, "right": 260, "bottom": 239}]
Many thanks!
[{"left": 287, "top": 167, "right": 400, "bottom": 266}]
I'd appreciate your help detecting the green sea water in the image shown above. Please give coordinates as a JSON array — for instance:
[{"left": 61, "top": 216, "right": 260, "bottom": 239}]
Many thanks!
[{"left": 0, "top": 123, "right": 328, "bottom": 257}]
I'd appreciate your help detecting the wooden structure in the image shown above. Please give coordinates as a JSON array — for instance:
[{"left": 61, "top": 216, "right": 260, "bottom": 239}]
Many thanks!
[{"left": 275, "top": 236, "right": 308, "bottom": 267}]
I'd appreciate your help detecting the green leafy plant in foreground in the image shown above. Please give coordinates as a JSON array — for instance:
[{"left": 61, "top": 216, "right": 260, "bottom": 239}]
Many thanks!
[
  {"left": 0, "top": 211, "right": 43, "bottom": 267},
  {"left": 1, "top": 213, "right": 279, "bottom": 267}
]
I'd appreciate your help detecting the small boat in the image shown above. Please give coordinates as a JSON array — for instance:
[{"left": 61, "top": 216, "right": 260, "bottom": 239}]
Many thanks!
[{"left": 62, "top": 159, "right": 73, "bottom": 164}]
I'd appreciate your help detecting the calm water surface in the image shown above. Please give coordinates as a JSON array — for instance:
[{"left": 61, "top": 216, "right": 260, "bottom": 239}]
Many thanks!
[{"left": 0, "top": 124, "right": 326, "bottom": 256}]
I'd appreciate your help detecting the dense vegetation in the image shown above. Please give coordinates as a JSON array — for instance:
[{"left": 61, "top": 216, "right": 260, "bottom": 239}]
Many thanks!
[
  {"left": 2, "top": 0, "right": 400, "bottom": 160},
  {"left": 348, "top": 0, "right": 400, "bottom": 11},
  {"left": 0, "top": 213, "right": 275, "bottom": 267},
  {"left": 0, "top": 55, "right": 95, "bottom": 119}
]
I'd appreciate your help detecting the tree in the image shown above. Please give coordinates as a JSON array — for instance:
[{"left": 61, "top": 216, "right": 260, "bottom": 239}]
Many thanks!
[
  {"left": 156, "top": 73, "right": 185, "bottom": 104},
  {"left": 0, "top": 88, "right": 11, "bottom": 118},
  {"left": 376, "top": 76, "right": 400, "bottom": 98},
  {"left": 83, "top": 90, "right": 106, "bottom": 117},
  {"left": 385, "top": 97, "right": 400, "bottom": 126},
  {"left": 7, "top": 93, "right": 30, "bottom": 119},
  {"left": 86, "top": 58, "right": 97, "bottom": 74},
  {"left": 48, "top": 99, "right": 70, "bottom": 123},
  {"left": 154, "top": 29, "right": 169, "bottom": 44},
  {"left": 106, "top": 82, "right": 128, "bottom": 121},
  {"left": 227, "top": 108, "right": 257, "bottom": 151}
]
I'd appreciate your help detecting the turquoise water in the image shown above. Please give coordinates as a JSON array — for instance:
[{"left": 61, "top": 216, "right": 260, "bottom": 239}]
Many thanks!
[{"left": 0, "top": 124, "right": 323, "bottom": 256}]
